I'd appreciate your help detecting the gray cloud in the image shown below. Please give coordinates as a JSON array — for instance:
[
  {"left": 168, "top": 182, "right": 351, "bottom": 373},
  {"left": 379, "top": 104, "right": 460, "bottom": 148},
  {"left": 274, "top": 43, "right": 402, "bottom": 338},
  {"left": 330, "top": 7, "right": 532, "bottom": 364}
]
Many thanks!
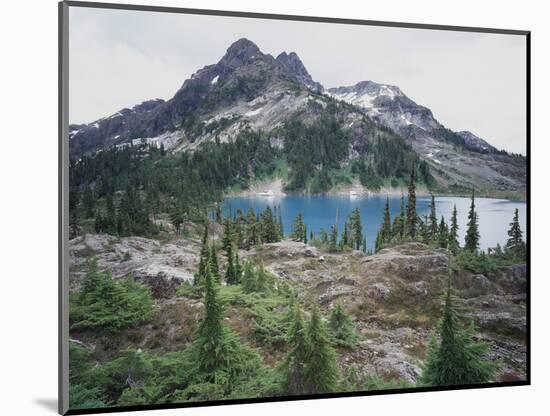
[{"left": 69, "top": 6, "right": 527, "bottom": 154}]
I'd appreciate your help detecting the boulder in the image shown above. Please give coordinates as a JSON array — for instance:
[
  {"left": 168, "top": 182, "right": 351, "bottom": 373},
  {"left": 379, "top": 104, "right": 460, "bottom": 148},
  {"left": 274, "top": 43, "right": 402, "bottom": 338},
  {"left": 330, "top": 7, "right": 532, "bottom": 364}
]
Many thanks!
[{"left": 304, "top": 246, "right": 318, "bottom": 257}]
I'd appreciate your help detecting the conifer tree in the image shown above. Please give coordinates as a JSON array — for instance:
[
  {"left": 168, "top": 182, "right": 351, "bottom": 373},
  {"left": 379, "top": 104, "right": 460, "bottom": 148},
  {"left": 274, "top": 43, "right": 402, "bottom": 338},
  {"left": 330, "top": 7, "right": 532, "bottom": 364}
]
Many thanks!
[
  {"left": 282, "top": 305, "right": 309, "bottom": 395},
  {"left": 391, "top": 216, "right": 400, "bottom": 240},
  {"left": 260, "top": 206, "right": 279, "bottom": 243},
  {"left": 278, "top": 208, "right": 284, "bottom": 239},
  {"left": 405, "top": 165, "right": 417, "bottom": 239},
  {"left": 420, "top": 284, "right": 498, "bottom": 386},
  {"left": 245, "top": 208, "right": 259, "bottom": 249},
  {"left": 194, "top": 269, "right": 224, "bottom": 374},
  {"left": 437, "top": 216, "right": 449, "bottom": 249},
  {"left": 342, "top": 221, "right": 350, "bottom": 247},
  {"left": 380, "top": 197, "right": 392, "bottom": 244},
  {"left": 362, "top": 237, "right": 367, "bottom": 253},
  {"left": 222, "top": 217, "right": 234, "bottom": 253},
  {"left": 418, "top": 216, "right": 429, "bottom": 244},
  {"left": 225, "top": 245, "right": 238, "bottom": 285},
  {"left": 506, "top": 208, "right": 525, "bottom": 258},
  {"left": 349, "top": 208, "right": 363, "bottom": 250},
  {"left": 328, "top": 304, "right": 358, "bottom": 348},
  {"left": 374, "top": 231, "right": 382, "bottom": 253},
  {"left": 464, "top": 193, "right": 480, "bottom": 252},
  {"left": 429, "top": 194, "right": 438, "bottom": 243},
  {"left": 241, "top": 261, "right": 257, "bottom": 293},
  {"left": 193, "top": 225, "right": 210, "bottom": 288},
  {"left": 448, "top": 205, "right": 460, "bottom": 255},
  {"left": 256, "top": 263, "right": 269, "bottom": 293},
  {"left": 291, "top": 213, "right": 306, "bottom": 242},
  {"left": 209, "top": 244, "right": 220, "bottom": 283},
  {"left": 398, "top": 194, "right": 406, "bottom": 240},
  {"left": 329, "top": 224, "right": 338, "bottom": 252},
  {"left": 303, "top": 224, "right": 308, "bottom": 244},
  {"left": 234, "top": 250, "right": 243, "bottom": 283},
  {"left": 304, "top": 306, "right": 340, "bottom": 394}
]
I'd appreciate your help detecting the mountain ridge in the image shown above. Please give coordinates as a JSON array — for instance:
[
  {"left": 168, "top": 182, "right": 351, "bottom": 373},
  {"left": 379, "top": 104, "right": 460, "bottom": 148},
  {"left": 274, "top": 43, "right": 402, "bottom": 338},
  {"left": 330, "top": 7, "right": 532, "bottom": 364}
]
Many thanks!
[{"left": 69, "top": 38, "right": 526, "bottom": 197}]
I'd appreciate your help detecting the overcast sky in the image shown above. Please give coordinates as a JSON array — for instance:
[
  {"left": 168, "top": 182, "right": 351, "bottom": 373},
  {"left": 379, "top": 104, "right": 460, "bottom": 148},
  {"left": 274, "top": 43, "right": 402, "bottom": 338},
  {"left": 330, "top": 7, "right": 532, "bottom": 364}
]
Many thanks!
[{"left": 69, "top": 7, "right": 527, "bottom": 154}]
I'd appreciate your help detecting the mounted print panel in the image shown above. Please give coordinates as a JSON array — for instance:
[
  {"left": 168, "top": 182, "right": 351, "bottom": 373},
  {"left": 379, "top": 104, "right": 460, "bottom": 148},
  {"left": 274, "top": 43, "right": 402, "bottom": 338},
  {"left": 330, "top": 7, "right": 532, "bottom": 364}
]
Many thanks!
[{"left": 59, "top": 1, "right": 530, "bottom": 414}]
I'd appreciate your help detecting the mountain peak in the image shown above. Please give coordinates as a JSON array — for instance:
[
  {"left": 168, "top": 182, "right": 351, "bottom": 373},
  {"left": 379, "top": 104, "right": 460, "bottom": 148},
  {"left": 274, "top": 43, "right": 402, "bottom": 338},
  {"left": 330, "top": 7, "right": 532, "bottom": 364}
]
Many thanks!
[
  {"left": 220, "top": 38, "right": 261, "bottom": 68},
  {"left": 276, "top": 51, "right": 323, "bottom": 92}
]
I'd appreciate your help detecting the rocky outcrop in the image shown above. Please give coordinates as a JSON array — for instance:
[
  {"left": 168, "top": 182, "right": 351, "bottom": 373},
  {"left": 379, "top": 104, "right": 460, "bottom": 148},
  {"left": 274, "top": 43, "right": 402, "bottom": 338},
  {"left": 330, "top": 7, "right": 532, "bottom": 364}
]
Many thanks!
[{"left": 69, "top": 233, "right": 199, "bottom": 298}]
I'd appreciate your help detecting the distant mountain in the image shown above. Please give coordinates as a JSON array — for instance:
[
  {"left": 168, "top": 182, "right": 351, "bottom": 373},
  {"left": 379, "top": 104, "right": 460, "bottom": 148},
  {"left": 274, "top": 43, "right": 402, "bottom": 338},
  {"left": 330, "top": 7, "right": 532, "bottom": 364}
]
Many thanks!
[
  {"left": 326, "top": 81, "right": 525, "bottom": 194},
  {"left": 69, "top": 38, "right": 526, "bottom": 197}
]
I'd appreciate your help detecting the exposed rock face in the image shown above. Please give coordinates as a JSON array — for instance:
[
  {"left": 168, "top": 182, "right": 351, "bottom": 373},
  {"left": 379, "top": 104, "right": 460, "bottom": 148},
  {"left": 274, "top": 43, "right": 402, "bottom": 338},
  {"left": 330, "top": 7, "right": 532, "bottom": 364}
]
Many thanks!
[
  {"left": 69, "top": 233, "right": 199, "bottom": 298},
  {"left": 457, "top": 130, "right": 497, "bottom": 153},
  {"left": 276, "top": 51, "right": 323, "bottom": 92}
]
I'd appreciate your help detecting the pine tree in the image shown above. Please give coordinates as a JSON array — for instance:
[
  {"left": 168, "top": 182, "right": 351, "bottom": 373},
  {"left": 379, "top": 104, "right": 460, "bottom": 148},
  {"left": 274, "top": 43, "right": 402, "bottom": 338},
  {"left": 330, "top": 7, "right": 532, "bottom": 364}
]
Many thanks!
[
  {"left": 429, "top": 194, "right": 438, "bottom": 243},
  {"left": 278, "top": 208, "right": 284, "bottom": 239},
  {"left": 328, "top": 304, "right": 358, "bottom": 348},
  {"left": 256, "top": 263, "right": 269, "bottom": 293},
  {"left": 342, "top": 221, "right": 349, "bottom": 247},
  {"left": 405, "top": 165, "right": 417, "bottom": 239},
  {"left": 304, "top": 306, "right": 340, "bottom": 394},
  {"left": 260, "top": 206, "right": 279, "bottom": 243},
  {"left": 241, "top": 261, "right": 257, "bottom": 293},
  {"left": 329, "top": 224, "right": 338, "bottom": 252},
  {"left": 464, "top": 193, "right": 480, "bottom": 252},
  {"left": 419, "top": 284, "right": 498, "bottom": 386},
  {"left": 374, "top": 231, "right": 382, "bottom": 253},
  {"left": 398, "top": 194, "right": 406, "bottom": 240},
  {"left": 380, "top": 197, "right": 392, "bottom": 244},
  {"left": 189, "top": 267, "right": 261, "bottom": 390},
  {"left": 349, "top": 208, "right": 363, "bottom": 250},
  {"left": 225, "top": 245, "right": 238, "bottom": 285},
  {"left": 282, "top": 305, "right": 309, "bottom": 395},
  {"left": 291, "top": 213, "right": 305, "bottom": 242},
  {"left": 210, "top": 245, "right": 220, "bottom": 283},
  {"left": 193, "top": 225, "right": 210, "bottom": 288},
  {"left": 222, "top": 217, "right": 234, "bottom": 253},
  {"left": 506, "top": 208, "right": 525, "bottom": 258},
  {"left": 234, "top": 250, "right": 243, "bottom": 283},
  {"left": 303, "top": 224, "right": 308, "bottom": 244},
  {"left": 194, "top": 269, "right": 225, "bottom": 374},
  {"left": 437, "top": 216, "right": 449, "bottom": 249},
  {"left": 362, "top": 237, "right": 367, "bottom": 253},
  {"left": 448, "top": 205, "right": 460, "bottom": 255}
]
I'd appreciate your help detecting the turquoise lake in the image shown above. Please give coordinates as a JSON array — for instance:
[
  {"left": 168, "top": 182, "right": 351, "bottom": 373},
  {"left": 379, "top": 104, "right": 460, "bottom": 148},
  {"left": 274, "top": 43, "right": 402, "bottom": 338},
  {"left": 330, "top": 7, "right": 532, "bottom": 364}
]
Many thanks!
[{"left": 222, "top": 195, "right": 527, "bottom": 251}]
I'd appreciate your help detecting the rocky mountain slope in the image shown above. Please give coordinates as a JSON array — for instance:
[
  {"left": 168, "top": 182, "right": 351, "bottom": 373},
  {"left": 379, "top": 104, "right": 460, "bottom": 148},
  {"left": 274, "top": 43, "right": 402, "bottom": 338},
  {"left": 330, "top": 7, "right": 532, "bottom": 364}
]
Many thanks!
[
  {"left": 327, "top": 81, "right": 525, "bottom": 195},
  {"left": 69, "top": 38, "right": 526, "bottom": 197}
]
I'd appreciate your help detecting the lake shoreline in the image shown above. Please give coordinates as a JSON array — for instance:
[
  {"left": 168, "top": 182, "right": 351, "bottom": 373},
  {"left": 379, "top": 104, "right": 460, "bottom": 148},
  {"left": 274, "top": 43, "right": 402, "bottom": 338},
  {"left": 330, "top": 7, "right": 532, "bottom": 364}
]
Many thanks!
[{"left": 224, "top": 177, "right": 526, "bottom": 201}]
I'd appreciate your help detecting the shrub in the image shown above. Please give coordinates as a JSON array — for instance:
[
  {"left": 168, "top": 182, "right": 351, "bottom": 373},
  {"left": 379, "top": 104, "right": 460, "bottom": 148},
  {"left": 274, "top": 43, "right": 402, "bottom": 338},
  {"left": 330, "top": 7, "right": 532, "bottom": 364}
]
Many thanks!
[{"left": 70, "top": 260, "right": 153, "bottom": 332}]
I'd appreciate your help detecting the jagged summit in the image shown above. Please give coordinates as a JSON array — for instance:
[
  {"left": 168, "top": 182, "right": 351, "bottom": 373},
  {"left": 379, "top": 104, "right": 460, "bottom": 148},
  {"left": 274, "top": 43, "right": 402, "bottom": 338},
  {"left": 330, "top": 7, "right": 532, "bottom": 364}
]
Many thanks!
[
  {"left": 276, "top": 51, "right": 323, "bottom": 92},
  {"left": 219, "top": 38, "right": 262, "bottom": 68}
]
